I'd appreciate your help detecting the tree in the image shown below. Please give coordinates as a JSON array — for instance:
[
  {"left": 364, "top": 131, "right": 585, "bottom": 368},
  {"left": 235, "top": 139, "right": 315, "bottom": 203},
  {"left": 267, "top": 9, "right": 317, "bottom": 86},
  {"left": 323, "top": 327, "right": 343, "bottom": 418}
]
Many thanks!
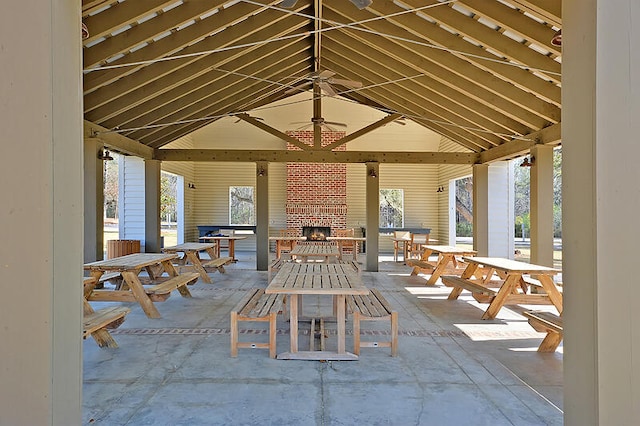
[
  {"left": 103, "top": 156, "right": 119, "bottom": 219},
  {"left": 160, "top": 173, "right": 177, "bottom": 224}
]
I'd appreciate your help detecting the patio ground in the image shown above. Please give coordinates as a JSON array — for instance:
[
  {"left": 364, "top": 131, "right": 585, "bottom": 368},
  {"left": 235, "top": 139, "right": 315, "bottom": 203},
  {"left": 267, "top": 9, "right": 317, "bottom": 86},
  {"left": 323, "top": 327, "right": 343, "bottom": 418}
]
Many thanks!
[{"left": 83, "top": 252, "right": 563, "bottom": 425}]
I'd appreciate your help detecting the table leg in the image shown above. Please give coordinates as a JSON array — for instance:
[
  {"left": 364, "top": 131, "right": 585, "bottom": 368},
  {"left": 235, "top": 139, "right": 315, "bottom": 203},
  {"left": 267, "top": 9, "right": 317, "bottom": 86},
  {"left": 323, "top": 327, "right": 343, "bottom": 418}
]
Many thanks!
[
  {"left": 426, "top": 254, "right": 452, "bottom": 285},
  {"left": 482, "top": 274, "right": 520, "bottom": 320},
  {"left": 290, "top": 294, "right": 299, "bottom": 353},
  {"left": 229, "top": 240, "right": 237, "bottom": 262},
  {"left": 122, "top": 271, "right": 162, "bottom": 319},
  {"left": 162, "top": 260, "right": 192, "bottom": 298},
  {"left": 336, "top": 295, "right": 346, "bottom": 354},
  {"left": 186, "top": 251, "right": 211, "bottom": 283},
  {"left": 538, "top": 275, "right": 564, "bottom": 314}
]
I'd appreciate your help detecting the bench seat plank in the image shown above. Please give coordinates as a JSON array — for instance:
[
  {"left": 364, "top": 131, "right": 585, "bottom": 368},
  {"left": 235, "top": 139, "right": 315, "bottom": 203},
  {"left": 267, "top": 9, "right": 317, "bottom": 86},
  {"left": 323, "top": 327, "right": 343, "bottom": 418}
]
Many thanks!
[
  {"left": 523, "top": 310, "right": 563, "bottom": 352},
  {"left": 347, "top": 289, "right": 398, "bottom": 356},
  {"left": 230, "top": 288, "right": 284, "bottom": 358},
  {"left": 146, "top": 272, "right": 199, "bottom": 296}
]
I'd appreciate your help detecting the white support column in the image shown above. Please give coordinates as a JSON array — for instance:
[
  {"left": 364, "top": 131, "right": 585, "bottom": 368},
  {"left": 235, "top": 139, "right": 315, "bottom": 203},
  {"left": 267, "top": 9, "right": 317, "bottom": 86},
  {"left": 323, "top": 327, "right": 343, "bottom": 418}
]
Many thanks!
[
  {"left": 0, "top": 1, "right": 83, "bottom": 423},
  {"left": 256, "top": 162, "right": 270, "bottom": 271},
  {"left": 145, "top": 160, "right": 162, "bottom": 253},
  {"left": 564, "top": 1, "right": 640, "bottom": 424},
  {"left": 529, "top": 145, "right": 554, "bottom": 267},
  {"left": 119, "top": 156, "right": 146, "bottom": 248},
  {"left": 365, "top": 162, "right": 380, "bottom": 271},
  {"left": 472, "top": 162, "right": 514, "bottom": 257},
  {"left": 85, "top": 138, "right": 104, "bottom": 262}
]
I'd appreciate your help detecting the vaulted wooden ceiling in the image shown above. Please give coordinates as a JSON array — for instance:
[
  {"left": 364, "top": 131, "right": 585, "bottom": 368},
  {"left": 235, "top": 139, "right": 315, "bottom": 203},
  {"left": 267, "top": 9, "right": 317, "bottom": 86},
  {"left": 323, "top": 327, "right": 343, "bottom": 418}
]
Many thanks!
[{"left": 82, "top": 0, "right": 561, "bottom": 163}]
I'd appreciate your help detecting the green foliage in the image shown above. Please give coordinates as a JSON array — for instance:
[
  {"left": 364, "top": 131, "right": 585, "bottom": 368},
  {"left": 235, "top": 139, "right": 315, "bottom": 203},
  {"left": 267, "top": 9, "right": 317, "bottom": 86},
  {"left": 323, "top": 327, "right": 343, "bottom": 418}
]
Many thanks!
[
  {"left": 379, "top": 189, "right": 404, "bottom": 227},
  {"left": 456, "top": 221, "right": 473, "bottom": 237}
]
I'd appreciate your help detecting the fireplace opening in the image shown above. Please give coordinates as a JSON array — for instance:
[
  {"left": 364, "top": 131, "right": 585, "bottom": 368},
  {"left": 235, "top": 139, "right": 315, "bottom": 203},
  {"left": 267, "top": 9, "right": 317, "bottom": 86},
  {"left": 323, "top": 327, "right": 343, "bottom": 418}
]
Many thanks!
[{"left": 302, "top": 226, "right": 331, "bottom": 241}]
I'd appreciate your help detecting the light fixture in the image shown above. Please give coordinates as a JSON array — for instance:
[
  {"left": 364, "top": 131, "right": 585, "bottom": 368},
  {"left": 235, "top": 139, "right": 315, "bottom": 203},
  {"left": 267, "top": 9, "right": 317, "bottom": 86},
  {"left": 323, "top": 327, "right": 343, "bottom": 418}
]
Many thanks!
[
  {"left": 551, "top": 29, "right": 561, "bottom": 47},
  {"left": 188, "top": 183, "right": 196, "bottom": 189},
  {"left": 257, "top": 167, "right": 266, "bottom": 177},
  {"left": 436, "top": 186, "right": 444, "bottom": 193},
  {"left": 520, "top": 156, "right": 535, "bottom": 167},
  {"left": 82, "top": 22, "right": 89, "bottom": 40},
  {"left": 368, "top": 168, "right": 378, "bottom": 178},
  {"left": 98, "top": 149, "right": 114, "bottom": 161}
]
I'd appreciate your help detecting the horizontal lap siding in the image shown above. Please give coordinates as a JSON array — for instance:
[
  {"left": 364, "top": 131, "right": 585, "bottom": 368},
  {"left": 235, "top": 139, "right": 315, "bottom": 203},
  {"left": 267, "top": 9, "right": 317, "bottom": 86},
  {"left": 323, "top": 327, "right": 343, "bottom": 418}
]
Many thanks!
[{"left": 194, "top": 162, "right": 257, "bottom": 251}]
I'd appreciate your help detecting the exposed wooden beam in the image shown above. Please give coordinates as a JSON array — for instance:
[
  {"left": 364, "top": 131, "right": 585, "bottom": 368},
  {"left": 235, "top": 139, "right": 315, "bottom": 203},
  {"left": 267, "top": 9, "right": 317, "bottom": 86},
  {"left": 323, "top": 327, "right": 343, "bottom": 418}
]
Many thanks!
[
  {"left": 236, "top": 113, "right": 309, "bottom": 151},
  {"left": 324, "top": 4, "right": 560, "bottom": 106},
  {"left": 84, "top": 120, "right": 153, "bottom": 159},
  {"left": 321, "top": 113, "right": 403, "bottom": 151},
  {"left": 479, "top": 122, "right": 561, "bottom": 163},
  {"left": 510, "top": 0, "right": 562, "bottom": 27},
  {"left": 155, "top": 149, "right": 479, "bottom": 164},
  {"left": 83, "top": 1, "right": 226, "bottom": 69},
  {"left": 396, "top": 0, "right": 561, "bottom": 83}
]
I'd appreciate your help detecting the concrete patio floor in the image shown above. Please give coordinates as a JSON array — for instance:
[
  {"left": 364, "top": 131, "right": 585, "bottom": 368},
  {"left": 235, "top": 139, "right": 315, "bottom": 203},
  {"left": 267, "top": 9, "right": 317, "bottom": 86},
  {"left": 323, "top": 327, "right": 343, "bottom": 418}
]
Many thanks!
[{"left": 83, "top": 252, "right": 563, "bottom": 425}]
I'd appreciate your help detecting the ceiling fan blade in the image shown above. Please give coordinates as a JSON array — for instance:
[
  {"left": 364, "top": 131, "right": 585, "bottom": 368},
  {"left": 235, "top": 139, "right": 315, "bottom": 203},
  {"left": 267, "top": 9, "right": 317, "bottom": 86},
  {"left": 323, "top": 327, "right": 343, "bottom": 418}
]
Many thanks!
[
  {"left": 285, "top": 81, "right": 312, "bottom": 94},
  {"left": 329, "top": 78, "right": 363, "bottom": 89},
  {"left": 324, "top": 121, "right": 347, "bottom": 128},
  {"left": 318, "top": 81, "right": 337, "bottom": 97},
  {"left": 316, "top": 70, "right": 336, "bottom": 79},
  {"left": 280, "top": 0, "right": 298, "bottom": 8}
]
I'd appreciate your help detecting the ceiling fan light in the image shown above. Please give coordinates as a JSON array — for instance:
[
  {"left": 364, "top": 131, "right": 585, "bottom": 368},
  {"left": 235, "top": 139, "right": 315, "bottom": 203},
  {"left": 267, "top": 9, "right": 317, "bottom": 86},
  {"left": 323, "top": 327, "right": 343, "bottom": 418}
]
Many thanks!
[
  {"left": 350, "top": 0, "right": 373, "bottom": 9},
  {"left": 551, "top": 29, "right": 561, "bottom": 46}
]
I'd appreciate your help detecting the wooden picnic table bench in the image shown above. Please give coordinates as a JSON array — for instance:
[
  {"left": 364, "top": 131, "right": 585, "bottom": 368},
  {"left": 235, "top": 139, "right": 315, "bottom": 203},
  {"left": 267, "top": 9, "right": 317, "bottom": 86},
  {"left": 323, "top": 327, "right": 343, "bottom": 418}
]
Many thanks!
[
  {"left": 82, "top": 277, "right": 130, "bottom": 348},
  {"left": 84, "top": 253, "right": 198, "bottom": 319},
  {"left": 443, "top": 257, "right": 563, "bottom": 320},
  {"left": 230, "top": 288, "right": 285, "bottom": 358},
  {"left": 347, "top": 288, "right": 398, "bottom": 356},
  {"left": 523, "top": 310, "right": 563, "bottom": 352}
]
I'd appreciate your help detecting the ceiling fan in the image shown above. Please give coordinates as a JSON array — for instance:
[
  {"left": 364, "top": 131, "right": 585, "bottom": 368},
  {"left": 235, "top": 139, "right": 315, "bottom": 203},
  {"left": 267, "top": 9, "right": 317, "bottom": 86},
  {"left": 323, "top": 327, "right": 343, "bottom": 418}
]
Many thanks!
[
  {"left": 290, "top": 116, "right": 347, "bottom": 131},
  {"left": 280, "top": 0, "right": 372, "bottom": 9},
  {"left": 286, "top": 70, "right": 363, "bottom": 97}
]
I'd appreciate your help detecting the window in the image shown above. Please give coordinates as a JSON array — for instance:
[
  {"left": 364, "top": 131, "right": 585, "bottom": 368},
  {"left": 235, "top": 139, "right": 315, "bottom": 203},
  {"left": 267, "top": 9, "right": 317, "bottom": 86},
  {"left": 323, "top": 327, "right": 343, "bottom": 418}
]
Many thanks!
[
  {"left": 380, "top": 189, "right": 404, "bottom": 228},
  {"left": 229, "top": 186, "right": 255, "bottom": 225}
]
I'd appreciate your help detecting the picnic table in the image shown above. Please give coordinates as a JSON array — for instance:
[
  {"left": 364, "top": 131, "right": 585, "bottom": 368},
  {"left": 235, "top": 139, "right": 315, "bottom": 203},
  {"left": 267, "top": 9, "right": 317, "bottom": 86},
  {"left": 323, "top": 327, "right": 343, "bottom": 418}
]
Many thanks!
[
  {"left": 325, "top": 236, "right": 366, "bottom": 260},
  {"left": 442, "top": 256, "right": 562, "bottom": 320},
  {"left": 265, "top": 262, "right": 369, "bottom": 360},
  {"left": 84, "top": 253, "right": 199, "bottom": 319},
  {"left": 407, "top": 245, "right": 478, "bottom": 285},
  {"left": 268, "top": 236, "right": 307, "bottom": 258},
  {"left": 162, "top": 242, "right": 232, "bottom": 284},
  {"left": 289, "top": 241, "right": 341, "bottom": 263},
  {"left": 198, "top": 235, "right": 247, "bottom": 262}
]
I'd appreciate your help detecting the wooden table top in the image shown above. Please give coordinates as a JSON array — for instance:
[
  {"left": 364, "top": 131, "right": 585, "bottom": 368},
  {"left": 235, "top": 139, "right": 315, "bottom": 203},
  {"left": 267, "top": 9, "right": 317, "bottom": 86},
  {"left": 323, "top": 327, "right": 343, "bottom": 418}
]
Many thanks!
[
  {"left": 266, "top": 263, "right": 368, "bottom": 295},
  {"left": 462, "top": 256, "right": 561, "bottom": 274},
  {"left": 268, "top": 236, "right": 307, "bottom": 241},
  {"left": 326, "top": 236, "right": 366, "bottom": 242},
  {"left": 423, "top": 245, "right": 477, "bottom": 255},
  {"left": 199, "top": 235, "right": 248, "bottom": 241},
  {"left": 162, "top": 242, "right": 216, "bottom": 252},
  {"left": 84, "top": 253, "right": 177, "bottom": 271},
  {"left": 290, "top": 241, "right": 340, "bottom": 257}
]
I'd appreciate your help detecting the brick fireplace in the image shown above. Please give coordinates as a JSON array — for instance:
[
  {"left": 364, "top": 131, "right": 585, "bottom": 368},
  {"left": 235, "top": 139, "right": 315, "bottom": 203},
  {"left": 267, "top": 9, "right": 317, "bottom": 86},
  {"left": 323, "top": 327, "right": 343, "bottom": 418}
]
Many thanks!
[{"left": 286, "top": 130, "right": 347, "bottom": 234}]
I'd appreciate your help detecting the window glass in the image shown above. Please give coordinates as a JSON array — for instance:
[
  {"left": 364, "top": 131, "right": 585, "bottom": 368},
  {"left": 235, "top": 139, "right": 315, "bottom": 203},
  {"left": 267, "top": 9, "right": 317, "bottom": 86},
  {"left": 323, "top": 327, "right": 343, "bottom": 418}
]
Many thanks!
[
  {"left": 380, "top": 189, "right": 404, "bottom": 228},
  {"left": 229, "top": 186, "right": 255, "bottom": 225}
]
